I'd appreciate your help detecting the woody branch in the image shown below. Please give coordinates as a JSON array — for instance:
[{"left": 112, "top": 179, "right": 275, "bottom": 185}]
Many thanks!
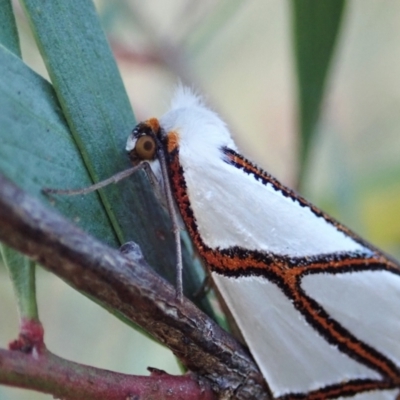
[{"left": 0, "top": 174, "right": 268, "bottom": 400}]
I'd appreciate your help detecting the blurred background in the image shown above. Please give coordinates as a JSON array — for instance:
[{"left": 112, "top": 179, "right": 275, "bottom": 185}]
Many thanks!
[{"left": 1, "top": 0, "right": 400, "bottom": 398}]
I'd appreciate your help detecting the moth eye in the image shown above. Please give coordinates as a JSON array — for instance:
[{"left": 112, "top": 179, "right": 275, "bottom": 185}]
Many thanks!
[{"left": 135, "top": 135, "right": 157, "bottom": 160}]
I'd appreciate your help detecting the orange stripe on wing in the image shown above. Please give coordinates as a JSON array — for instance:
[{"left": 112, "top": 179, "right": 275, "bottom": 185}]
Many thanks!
[{"left": 166, "top": 147, "right": 400, "bottom": 396}]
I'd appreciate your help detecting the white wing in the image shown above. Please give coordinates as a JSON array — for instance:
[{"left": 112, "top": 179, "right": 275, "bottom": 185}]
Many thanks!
[
  {"left": 301, "top": 270, "right": 400, "bottom": 366},
  {"left": 213, "top": 272, "right": 393, "bottom": 397},
  {"left": 153, "top": 87, "right": 400, "bottom": 399}
]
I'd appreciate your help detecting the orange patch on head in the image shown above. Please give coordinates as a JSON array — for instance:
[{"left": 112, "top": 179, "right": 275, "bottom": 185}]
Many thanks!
[
  {"left": 166, "top": 131, "right": 180, "bottom": 153},
  {"left": 145, "top": 118, "right": 160, "bottom": 133}
]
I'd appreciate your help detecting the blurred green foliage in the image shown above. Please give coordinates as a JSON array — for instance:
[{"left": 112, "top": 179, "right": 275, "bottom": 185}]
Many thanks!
[{"left": 1, "top": 1, "right": 400, "bottom": 399}]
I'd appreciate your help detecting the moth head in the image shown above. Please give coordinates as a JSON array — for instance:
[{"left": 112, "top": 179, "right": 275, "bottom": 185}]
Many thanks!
[{"left": 126, "top": 118, "right": 161, "bottom": 165}]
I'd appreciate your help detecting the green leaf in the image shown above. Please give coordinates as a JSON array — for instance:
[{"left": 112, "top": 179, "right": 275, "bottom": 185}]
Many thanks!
[
  {"left": 0, "top": 0, "right": 21, "bottom": 56},
  {"left": 291, "top": 0, "right": 346, "bottom": 188},
  {"left": 0, "top": 1, "right": 215, "bottom": 317},
  {"left": 0, "top": 245, "right": 38, "bottom": 320},
  {"left": 20, "top": 0, "right": 137, "bottom": 240},
  {"left": 0, "top": 2, "right": 37, "bottom": 326},
  {"left": 0, "top": 46, "right": 119, "bottom": 324},
  {"left": 19, "top": 0, "right": 182, "bottom": 269},
  {"left": 0, "top": 45, "right": 119, "bottom": 245}
]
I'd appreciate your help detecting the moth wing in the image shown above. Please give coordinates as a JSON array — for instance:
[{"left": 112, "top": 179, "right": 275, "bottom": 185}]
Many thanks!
[
  {"left": 212, "top": 272, "right": 384, "bottom": 397},
  {"left": 179, "top": 149, "right": 366, "bottom": 258},
  {"left": 300, "top": 269, "right": 400, "bottom": 366}
]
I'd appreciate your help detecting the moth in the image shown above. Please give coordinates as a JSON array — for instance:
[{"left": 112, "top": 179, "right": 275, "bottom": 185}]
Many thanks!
[{"left": 124, "top": 87, "right": 400, "bottom": 399}]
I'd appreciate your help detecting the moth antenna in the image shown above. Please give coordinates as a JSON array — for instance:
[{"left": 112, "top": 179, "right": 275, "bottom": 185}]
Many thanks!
[
  {"left": 43, "top": 158, "right": 184, "bottom": 299},
  {"left": 42, "top": 164, "right": 148, "bottom": 196}
]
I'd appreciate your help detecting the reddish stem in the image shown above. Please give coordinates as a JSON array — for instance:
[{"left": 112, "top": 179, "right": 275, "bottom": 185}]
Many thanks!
[
  {"left": 0, "top": 347, "right": 216, "bottom": 400},
  {"left": 4, "top": 318, "right": 215, "bottom": 399},
  {"left": 9, "top": 318, "right": 45, "bottom": 354}
]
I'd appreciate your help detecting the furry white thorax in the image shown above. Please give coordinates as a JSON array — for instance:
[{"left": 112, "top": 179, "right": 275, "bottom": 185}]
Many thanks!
[
  {"left": 159, "top": 86, "right": 237, "bottom": 161},
  {"left": 148, "top": 86, "right": 366, "bottom": 258}
]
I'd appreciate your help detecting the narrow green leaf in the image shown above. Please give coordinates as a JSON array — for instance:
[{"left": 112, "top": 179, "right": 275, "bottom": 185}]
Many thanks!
[
  {"left": 2, "top": 1, "right": 215, "bottom": 315},
  {"left": 0, "top": 2, "right": 36, "bottom": 326},
  {"left": 23, "top": 0, "right": 206, "bottom": 304},
  {"left": 0, "top": 45, "right": 118, "bottom": 244},
  {"left": 291, "top": 0, "right": 346, "bottom": 188},
  {"left": 19, "top": 0, "right": 177, "bottom": 267},
  {"left": 0, "top": 0, "right": 21, "bottom": 56},
  {"left": 0, "top": 246, "right": 38, "bottom": 320}
]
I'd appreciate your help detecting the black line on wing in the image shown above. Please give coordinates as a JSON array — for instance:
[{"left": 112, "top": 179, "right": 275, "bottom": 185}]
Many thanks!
[
  {"left": 221, "top": 146, "right": 390, "bottom": 257},
  {"left": 167, "top": 145, "right": 400, "bottom": 394},
  {"left": 277, "top": 378, "right": 398, "bottom": 400}
]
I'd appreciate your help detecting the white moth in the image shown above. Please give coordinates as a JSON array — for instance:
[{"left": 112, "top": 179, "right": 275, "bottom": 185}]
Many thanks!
[{"left": 126, "top": 87, "right": 400, "bottom": 399}]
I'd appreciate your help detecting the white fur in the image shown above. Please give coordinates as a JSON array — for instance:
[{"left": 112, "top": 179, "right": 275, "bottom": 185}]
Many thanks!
[
  {"left": 158, "top": 87, "right": 365, "bottom": 258},
  {"left": 160, "top": 86, "right": 237, "bottom": 162}
]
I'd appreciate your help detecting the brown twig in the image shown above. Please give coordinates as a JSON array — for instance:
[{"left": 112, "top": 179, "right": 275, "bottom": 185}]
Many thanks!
[
  {"left": 0, "top": 174, "right": 269, "bottom": 399},
  {"left": 0, "top": 348, "right": 215, "bottom": 400},
  {"left": 3, "top": 313, "right": 214, "bottom": 399}
]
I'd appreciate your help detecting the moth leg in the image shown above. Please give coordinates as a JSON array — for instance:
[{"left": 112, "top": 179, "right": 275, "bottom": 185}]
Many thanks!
[
  {"left": 157, "top": 146, "right": 183, "bottom": 301},
  {"left": 141, "top": 161, "right": 184, "bottom": 301},
  {"left": 42, "top": 156, "right": 184, "bottom": 301},
  {"left": 140, "top": 162, "right": 168, "bottom": 210}
]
